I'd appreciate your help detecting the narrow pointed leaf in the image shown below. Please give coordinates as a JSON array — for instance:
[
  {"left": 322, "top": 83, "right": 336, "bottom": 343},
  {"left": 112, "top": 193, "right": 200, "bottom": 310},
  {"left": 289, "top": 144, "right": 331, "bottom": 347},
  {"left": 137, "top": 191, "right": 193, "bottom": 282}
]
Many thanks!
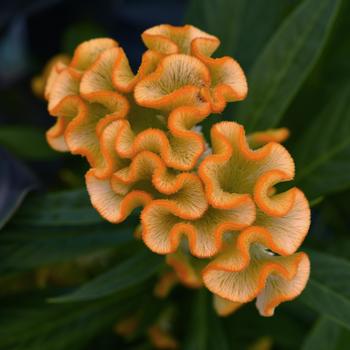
[
  {"left": 186, "top": 0, "right": 292, "bottom": 70},
  {"left": 0, "top": 286, "right": 148, "bottom": 350},
  {"left": 0, "top": 222, "right": 135, "bottom": 274},
  {"left": 49, "top": 249, "right": 163, "bottom": 303},
  {"left": 235, "top": 0, "right": 341, "bottom": 132},
  {"left": 301, "top": 250, "right": 350, "bottom": 329},
  {"left": 302, "top": 316, "right": 341, "bottom": 350},
  {"left": 185, "top": 289, "right": 229, "bottom": 350},
  {"left": 293, "top": 86, "right": 350, "bottom": 200},
  {"left": 13, "top": 189, "right": 103, "bottom": 226}
]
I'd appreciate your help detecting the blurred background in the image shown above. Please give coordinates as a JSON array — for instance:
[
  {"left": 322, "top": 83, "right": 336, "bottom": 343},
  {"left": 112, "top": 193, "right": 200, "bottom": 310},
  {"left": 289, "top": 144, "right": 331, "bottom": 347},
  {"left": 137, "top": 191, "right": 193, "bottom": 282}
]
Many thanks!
[{"left": 1, "top": 0, "right": 350, "bottom": 349}]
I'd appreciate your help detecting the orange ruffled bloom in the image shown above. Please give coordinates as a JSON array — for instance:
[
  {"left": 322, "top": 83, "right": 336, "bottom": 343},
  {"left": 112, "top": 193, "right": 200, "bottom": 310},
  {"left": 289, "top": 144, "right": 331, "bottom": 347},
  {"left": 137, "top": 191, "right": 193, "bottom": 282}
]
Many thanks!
[{"left": 38, "top": 24, "right": 310, "bottom": 317}]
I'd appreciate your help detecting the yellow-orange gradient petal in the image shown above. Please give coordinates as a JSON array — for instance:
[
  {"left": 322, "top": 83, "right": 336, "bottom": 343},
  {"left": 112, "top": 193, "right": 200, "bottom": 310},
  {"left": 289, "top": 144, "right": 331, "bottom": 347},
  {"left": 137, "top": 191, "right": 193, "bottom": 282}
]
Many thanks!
[
  {"left": 114, "top": 105, "right": 211, "bottom": 171},
  {"left": 48, "top": 68, "right": 81, "bottom": 112},
  {"left": 51, "top": 91, "right": 129, "bottom": 170},
  {"left": 141, "top": 199, "right": 255, "bottom": 257},
  {"left": 86, "top": 169, "right": 152, "bottom": 223},
  {"left": 199, "top": 121, "right": 296, "bottom": 216},
  {"left": 45, "top": 59, "right": 70, "bottom": 101},
  {"left": 202, "top": 228, "right": 310, "bottom": 312},
  {"left": 69, "top": 38, "right": 118, "bottom": 71},
  {"left": 112, "top": 48, "right": 163, "bottom": 93},
  {"left": 134, "top": 54, "right": 210, "bottom": 111},
  {"left": 46, "top": 115, "right": 71, "bottom": 151},
  {"left": 213, "top": 295, "right": 242, "bottom": 317},
  {"left": 47, "top": 95, "right": 85, "bottom": 152},
  {"left": 80, "top": 47, "right": 120, "bottom": 95},
  {"left": 256, "top": 253, "right": 310, "bottom": 316},
  {"left": 80, "top": 47, "right": 162, "bottom": 96},
  {"left": 32, "top": 54, "right": 70, "bottom": 98},
  {"left": 255, "top": 189, "right": 310, "bottom": 255},
  {"left": 87, "top": 91, "right": 129, "bottom": 136},
  {"left": 248, "top": 128, "right": 290, "bottom": 148},
  {"left": 142, "top": 24, "right": 219, "bottom": 56},
  {"left": 91, "top": 120, "right": 129, "bottom": 179},
  {"left": 199, "top": 56, "right": 247, "bottom": 112},
  {"left": 113, "top": 152, "right": 207, "bottom": 217}
]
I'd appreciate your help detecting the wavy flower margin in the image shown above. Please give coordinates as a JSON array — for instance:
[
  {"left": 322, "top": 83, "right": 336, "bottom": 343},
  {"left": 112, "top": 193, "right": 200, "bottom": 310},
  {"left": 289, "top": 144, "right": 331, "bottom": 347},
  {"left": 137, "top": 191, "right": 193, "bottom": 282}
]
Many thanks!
[{"left": 37, "top": 24, "right": 311, "bottom": 318}]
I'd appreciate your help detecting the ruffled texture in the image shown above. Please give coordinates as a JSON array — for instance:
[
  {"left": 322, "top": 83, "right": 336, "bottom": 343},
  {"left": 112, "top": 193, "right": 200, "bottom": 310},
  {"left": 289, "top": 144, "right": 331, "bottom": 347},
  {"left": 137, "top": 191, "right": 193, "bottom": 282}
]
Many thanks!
[
  {"left": 202, "top": 228, "right": 310, "bottom": 316},
  {"left": 141, "top": 24, "right": 247, "bottom": 112},
  {"left": 141, "top": 121, "right": 310, "bottom": 315},
  {"left": 42, "top": 25, "right": 247, "bottom": 172},
  {"left": 37, "top": 24, "right": 310, "bottom": 317}
]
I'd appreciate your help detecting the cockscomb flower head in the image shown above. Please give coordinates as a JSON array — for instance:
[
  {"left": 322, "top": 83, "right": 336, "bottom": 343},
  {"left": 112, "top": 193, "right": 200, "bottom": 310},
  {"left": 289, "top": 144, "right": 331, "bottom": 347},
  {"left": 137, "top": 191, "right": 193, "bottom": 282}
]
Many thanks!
[{"left": 36, "top": 24, "right": 310, "bottom": 317}]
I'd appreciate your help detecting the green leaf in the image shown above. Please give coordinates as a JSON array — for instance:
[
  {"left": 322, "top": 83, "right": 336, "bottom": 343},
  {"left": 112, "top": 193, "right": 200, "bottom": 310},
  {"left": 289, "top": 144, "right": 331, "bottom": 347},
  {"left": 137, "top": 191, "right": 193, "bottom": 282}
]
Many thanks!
[
  {"left": 49, "top": 249, "right": 163, "bottom": 303},
  {"left": 13, "top": 189, "right": 103, "bottom": 226},
  {"left": 0, "top": 222, "right": 135, "bottom": 274},
  {"left": 0, "top": 126, "right": 57, "bottom": 160},
  {"left": 184, "top": 289, "right": 229, "bottom": 350},
  {"left": 301, "top": 250, "right": 350, "bottom": 329},
  {"left": 302, "top": 316, "right": 341, "bottom": 350},
  {"left": 235, "top": 0, "right": 341, "bottom": 132},
  {"left": 186, "top": 0, "right": 292, "bottom": 70},
  {"left": 0, "top": 286, "right": 148, "bottom": 350},
  {"left": 293, "top": 86, "right": 350, "bottom": 200},
  {"left": 0, "top": 188, "right": 139, "bottom": 275},
  {"left": 336, "top": 328, "right": 350, "bottom": 350}
]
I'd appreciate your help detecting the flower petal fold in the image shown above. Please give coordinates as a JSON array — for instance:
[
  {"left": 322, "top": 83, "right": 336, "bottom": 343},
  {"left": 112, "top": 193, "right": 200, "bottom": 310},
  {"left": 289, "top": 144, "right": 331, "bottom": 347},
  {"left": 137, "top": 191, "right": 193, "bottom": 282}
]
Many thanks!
[
  {"left": 114, "top": 105, "right": 210, "bottom": 171},
  {"left": 142, "top": 24, "right": 219, "bottom": 56},
  {"left": 255, "top": 253, "right": 310, "bottom": 316},
  {"left": 199, "top": 56, "right": 247, "bottom": 112},
  {"left": 202, "top": 227, "right": 310, "bottom": 313},
  {"left": 47, "top": 95, "right": 85, "bottom": 152},
  {"left": 199, "top": 121, "right": 295, "bottom": 216},
  {"left": 255, "top": 188, "right": 310, "bottom": 255},
  {"left": 134, "top": 54, "right": 210, "bottom": 111},
  {"left": 48, "top": 68, "right": 81, "bottom": 112},
  {"left": 69, "top": 38, "right": 118, "bottom": 71},
  {"left": 248, "top": 128, "right": 290, "bottom": 148},
  {"left": 32, "top": 54, "right": 70, "bottom": 99},
  {"left": 112, "top": 48, "right": 162, "bottom": 92},
  {"left": 141, "top": 200, "right": 255, "bottom": 257},
  {"left": 86, "top": 170, "right": 152, "bottom": 223}
]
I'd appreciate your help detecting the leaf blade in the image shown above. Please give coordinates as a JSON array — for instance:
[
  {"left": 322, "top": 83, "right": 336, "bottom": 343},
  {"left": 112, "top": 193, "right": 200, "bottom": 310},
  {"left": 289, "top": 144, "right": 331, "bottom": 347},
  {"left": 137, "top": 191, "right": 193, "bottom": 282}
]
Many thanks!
[
  {"left": 293, "top": 86, "right": 350, "bottom": 199},
  {"left": 13, "top": 188, "right": 103, "bottom": 226},
  {"left": 49, "top": 249, "right": 163, "bottom": 303},
  {"left": 301, "top": 250, "right": 350, "bottom": 330},
  {"left": 302, "top": 316, "right": 341, "bottom": 350},
  {"left": 235, "top": 0, "right": 341, "bottom": 131}
]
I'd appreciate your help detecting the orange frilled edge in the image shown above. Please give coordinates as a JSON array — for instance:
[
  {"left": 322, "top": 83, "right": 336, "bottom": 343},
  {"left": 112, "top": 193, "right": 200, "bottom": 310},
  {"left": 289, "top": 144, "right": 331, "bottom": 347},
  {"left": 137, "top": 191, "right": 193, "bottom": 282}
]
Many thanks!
[
  {"left": 43, "top": 24, "right": 247, "bottom": 171},
  {"left": 38, "top": 24, "right": 310, "bottom": 317}
]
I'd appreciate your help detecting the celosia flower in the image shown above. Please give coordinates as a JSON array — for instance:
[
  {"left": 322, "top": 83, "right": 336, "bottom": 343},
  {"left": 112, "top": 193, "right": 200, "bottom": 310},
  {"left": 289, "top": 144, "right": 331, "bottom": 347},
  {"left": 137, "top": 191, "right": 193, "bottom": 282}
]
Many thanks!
[{"left": 37, "top": 24, "right": 310, "bottom": 317}]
